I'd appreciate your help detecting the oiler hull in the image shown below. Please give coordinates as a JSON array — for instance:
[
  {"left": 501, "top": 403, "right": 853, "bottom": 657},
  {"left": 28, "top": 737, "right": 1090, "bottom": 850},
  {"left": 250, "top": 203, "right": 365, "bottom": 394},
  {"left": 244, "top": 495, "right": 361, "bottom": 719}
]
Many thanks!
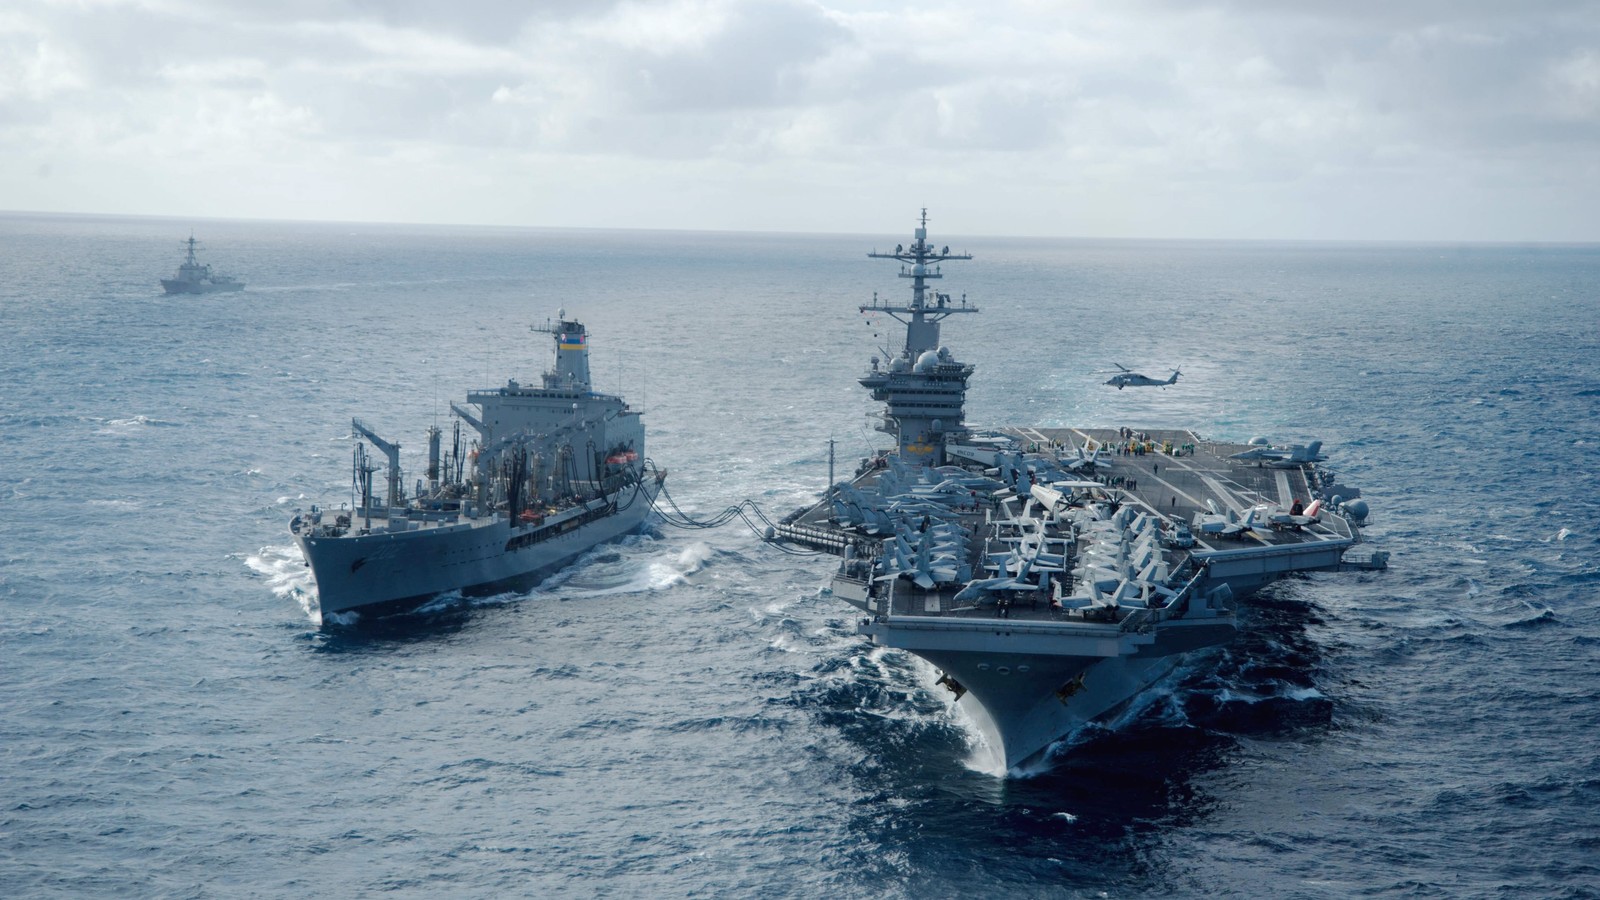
[
  {"left": 859, "top": 614, "right": 1235, "bottom": 771},
  {"left": 294, "top": 483, "right": 658, "bottom": 619}
]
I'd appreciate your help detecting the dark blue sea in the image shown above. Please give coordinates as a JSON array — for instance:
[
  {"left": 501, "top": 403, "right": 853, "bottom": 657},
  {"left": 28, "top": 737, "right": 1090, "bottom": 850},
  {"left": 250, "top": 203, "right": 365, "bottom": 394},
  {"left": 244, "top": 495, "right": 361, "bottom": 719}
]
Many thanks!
[{"left": 3, "top": 212, "right": 1598, "bottom": 897}]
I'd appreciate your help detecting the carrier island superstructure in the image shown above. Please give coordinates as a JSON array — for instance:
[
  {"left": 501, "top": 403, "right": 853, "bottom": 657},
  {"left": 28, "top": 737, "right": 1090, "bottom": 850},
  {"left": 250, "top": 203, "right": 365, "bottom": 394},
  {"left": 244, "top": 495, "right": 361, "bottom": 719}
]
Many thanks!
[
  {"left": 291, "top": 312, "right": 664, "bottom": 619},
  {"left": 773, "top": 212, "right": 1386, "bottom": 772}
]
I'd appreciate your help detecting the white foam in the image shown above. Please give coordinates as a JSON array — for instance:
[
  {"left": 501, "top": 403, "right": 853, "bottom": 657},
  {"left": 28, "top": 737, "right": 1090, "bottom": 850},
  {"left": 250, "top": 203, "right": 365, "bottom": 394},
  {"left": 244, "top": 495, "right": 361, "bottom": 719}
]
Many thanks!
[
  {"left": 889, "top": 656, "right": 1008, "bottom": 779},
  {"left": 243, "top": 544, "right": 320, "bottom": 625},
  {"left": 414, "top": 590, "right": 473, "bottom": 614},
  {"left": 676, "top": 541, "right": 714, "bottom": 573},
  {"left": 87, "top": 499, "right": 139, "bottom": 510},
  {"left": 558, "top": 563, "right": 684, "bottom": 598},
  {"left": 94, "top": 414, "right": 170, "bottom": 435},
  {"left": 1106, "top": 678, "right": 1187, "bottom": 729},
  {"left": 254, "top": 535, "right": 711, "bottom": 625},
  {"left": 957, "top": 712, "right": 1009, "bottom": 779},
  {"left": 510, "top": 538, "right": 712, "bottom": 602}
]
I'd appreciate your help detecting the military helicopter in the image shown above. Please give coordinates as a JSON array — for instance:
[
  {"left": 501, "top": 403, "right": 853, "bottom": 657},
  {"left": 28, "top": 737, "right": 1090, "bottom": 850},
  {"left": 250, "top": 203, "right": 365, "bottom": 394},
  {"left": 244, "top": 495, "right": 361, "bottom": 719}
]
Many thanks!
[{"left": 1103, "top": 364, "right": 1181, "bottom": 389}]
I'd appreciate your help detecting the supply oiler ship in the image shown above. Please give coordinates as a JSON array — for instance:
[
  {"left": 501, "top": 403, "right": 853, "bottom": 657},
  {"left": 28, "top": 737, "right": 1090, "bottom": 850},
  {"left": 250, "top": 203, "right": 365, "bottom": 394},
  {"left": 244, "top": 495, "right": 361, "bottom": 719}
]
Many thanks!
[
  {"left": 773, "top": 212, "right": 1386, "bottom": 771},
  {"left": 291, "top": 312, "right": 663, "bottom": 620}
]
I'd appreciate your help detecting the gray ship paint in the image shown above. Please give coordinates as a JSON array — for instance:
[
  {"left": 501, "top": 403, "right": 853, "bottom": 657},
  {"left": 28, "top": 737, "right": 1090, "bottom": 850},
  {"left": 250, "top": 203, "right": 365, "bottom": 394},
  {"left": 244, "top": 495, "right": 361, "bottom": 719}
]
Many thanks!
[
  {"left": 291, "top": 315, "right": 663, "bottom": 620},
  {"left": 161, "top": 235, "right": 244, "bottom": 294},
  {"left": 775, "top": 212, "right": 1384, "bottom": 772}
]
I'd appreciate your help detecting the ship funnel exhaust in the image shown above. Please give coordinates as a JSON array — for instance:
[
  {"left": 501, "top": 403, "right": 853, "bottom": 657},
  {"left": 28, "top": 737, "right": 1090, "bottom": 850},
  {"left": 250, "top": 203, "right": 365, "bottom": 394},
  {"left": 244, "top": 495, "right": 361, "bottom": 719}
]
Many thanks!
[
  {"left": 540, "top": 317, "right": 592, "bottom": 390},
  {"left": 427, "top": 425, "right": 441, "bottom": 493}
]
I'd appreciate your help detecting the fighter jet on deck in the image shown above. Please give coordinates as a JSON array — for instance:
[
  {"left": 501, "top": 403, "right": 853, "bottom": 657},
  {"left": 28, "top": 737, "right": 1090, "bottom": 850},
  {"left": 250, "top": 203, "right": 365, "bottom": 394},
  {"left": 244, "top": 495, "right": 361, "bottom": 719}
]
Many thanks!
[{"left": 1228, "top": 440, "right": 1326, "bottom": 468}]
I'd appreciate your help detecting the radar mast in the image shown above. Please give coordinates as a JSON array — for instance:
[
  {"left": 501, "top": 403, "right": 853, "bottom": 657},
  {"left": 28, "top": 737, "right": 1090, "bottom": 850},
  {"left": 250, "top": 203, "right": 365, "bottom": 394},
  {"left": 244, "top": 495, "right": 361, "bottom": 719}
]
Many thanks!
[{"left": 859, "top": 210, "right": 978, "bottom": 465}]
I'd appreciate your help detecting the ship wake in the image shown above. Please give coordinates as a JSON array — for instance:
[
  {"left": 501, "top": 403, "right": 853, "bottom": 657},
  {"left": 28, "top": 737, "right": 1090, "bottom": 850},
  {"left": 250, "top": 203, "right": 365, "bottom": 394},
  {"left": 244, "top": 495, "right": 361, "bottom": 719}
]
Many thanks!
[
  {"left": 242, "top": 544, "right": 321, "bottom": 626},
  {"left": 522, "top": 537, "right": 716, "bottom": 599}
]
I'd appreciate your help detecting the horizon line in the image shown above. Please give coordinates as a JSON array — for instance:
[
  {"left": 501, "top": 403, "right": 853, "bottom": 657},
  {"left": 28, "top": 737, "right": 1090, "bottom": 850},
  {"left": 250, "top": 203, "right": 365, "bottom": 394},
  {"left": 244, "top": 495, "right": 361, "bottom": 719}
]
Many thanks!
[{"left": 3, "top": 207, "right": 1596, "bottom": 248}]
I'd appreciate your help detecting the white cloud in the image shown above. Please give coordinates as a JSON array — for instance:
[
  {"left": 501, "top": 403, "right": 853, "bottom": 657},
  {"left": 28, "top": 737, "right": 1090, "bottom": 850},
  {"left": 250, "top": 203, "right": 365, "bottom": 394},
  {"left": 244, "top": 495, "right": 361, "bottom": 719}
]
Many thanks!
[
  {"left": 1, "top": 0, "right": 1598, "bottom": 239},
  {"left": 0, "top": 14, "right": 89, "bottom": 102},
  {"left": 1547, "top": 48, "right": 1600, "bottom": 118}
]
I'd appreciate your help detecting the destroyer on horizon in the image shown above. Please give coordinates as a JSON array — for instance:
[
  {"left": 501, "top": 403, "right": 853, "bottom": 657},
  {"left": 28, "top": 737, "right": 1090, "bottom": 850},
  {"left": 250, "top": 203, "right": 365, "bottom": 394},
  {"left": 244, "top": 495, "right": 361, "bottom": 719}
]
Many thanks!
[
  {"left": 290, "top": 312, "right": 665, "bottom": 620},
  {"left": 772, "top": 210, "right": 1386, "bottom": 772},
  {"left": 160, "top": 235, "right": 243, "bottom": 295}
]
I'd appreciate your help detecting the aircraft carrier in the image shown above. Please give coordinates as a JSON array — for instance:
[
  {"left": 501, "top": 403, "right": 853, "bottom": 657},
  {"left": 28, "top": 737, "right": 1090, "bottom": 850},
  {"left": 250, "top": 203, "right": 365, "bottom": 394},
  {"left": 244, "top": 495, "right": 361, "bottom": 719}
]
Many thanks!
[
  {"left": 291, "top": 312, "right": 664, "bottom": 621},
  {"left": 772, "top": 212, "right": 1386, "bottom": 772}
]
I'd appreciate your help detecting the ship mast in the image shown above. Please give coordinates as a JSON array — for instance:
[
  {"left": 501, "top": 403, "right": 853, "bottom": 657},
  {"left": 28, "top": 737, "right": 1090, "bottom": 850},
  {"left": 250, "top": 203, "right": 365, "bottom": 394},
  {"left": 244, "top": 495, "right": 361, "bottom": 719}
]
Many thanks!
[
  {"left": 862, "top": 208, "right": 977, "bottom": 355},
  {"left": 859, "top": 209, "right": 979, "bottom": 466}
]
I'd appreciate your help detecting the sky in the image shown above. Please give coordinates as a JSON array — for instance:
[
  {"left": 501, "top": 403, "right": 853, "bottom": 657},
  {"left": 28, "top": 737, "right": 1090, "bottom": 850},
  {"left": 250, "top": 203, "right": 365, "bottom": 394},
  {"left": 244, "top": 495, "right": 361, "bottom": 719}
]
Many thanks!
[{"left": 2, "top": 0, "right": 1598, "bottom": 241}]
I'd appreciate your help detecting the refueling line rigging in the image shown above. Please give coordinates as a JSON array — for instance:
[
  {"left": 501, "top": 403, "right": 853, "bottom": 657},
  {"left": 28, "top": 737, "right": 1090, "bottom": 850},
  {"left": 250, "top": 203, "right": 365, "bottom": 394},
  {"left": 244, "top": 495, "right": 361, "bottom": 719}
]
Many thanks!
[{"left": 644, "top": 463, "right": 823, "bottom": 556}]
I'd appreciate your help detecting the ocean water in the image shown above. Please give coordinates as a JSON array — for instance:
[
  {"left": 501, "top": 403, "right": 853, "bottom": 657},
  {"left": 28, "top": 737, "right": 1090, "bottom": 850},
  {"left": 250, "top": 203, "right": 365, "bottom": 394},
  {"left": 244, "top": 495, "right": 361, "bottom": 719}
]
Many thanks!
[{"left": 2, "top": 212, "right": 1597, "bottom": 897}]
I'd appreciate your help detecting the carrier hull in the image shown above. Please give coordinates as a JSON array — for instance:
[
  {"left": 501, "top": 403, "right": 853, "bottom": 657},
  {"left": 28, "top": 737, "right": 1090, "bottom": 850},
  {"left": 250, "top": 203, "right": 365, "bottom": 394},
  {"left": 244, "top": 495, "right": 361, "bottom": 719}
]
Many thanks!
[{"left": 857, "top": 593, "right": 1236, "bottom": 769}]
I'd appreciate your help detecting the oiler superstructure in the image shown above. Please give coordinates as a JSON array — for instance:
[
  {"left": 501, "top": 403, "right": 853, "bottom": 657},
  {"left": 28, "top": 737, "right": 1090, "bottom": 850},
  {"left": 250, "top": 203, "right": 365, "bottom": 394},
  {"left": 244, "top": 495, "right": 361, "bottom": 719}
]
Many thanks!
[
  {"left": 291, "top": 312, "right": 664, "bottom": 619},
  {"left": 774, "top": 212, "right": 1385, "bottom": 771}
]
